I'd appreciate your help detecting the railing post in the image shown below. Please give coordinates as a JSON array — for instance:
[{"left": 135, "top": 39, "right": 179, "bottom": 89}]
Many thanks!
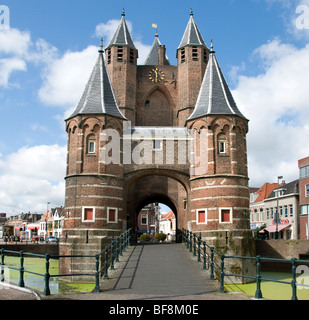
[
  {"left": 120, "top": 234, "right": 123, "bottom": 256},
  {"left": 110, "top": 240, "right": 115, "bottom": 270},
  {"left": 182, "top": 228, "right": 184, "bottom": 243},
  {"left": 210, "top": 247, "right": 215, "bottom": 280},
  {"left": 44, "top": 254, "right": 51, "bottom": 296},
  {"left": 189, "top": 231, "right": 192, "bottom": 253},
  {"left": 193, "top": 234, "right": 196, "bottom": 256},
  {"left": 94, "top": 254, "right": 100, "bottom": 292},
  {"left": 123, "top": 233, "right": 126, "bottom": 253},
  {"left": 197, "top": 237, "right": 201, "bottom": 262},
  {"left": 203, "top": 242, "right": 207, "bottom": 271},
  {"left": 220, "top": 254, "right": 225, "bottom": 293},
  {"left": 19, "top": 251, "right": 25, "bottom": 288},
  {"left": 255, "top": 255, "right": 263, "bottom": 299},
  {"left": 104, "top": 246, "right": 109, "bottom": 280},
  {"left": 291, "top": 258, "right": 298, "bottom": 301},
  {"left": 186, "top": 230, "right": 189, "bottom": 249},
  {"left": 128, "top": 229, "right": 132, "bottom": 246},
  {"left": 1, "top": 249, "right": 4, "bottom": 282},
  {"left": 115, "top": 237, "right": 119, "bottom": 262}
]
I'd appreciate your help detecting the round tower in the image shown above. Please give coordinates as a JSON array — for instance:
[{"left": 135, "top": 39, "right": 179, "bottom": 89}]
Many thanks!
[{"left": 60, "top": 41, "right": 127, "bottom": 278}]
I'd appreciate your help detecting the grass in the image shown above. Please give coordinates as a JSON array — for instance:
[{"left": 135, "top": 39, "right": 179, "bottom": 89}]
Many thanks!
[
  {"left": 225, "top": 272, "right": 309, "bottom": 300},
  {"left": 1, "top": 256, "right": 95, "bottom": 294}
]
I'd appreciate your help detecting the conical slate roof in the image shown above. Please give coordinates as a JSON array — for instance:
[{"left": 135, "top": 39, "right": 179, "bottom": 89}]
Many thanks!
[
  {"left": 187, "top": 46, "right": 246, "bottom": 122},
  {"left": 144, "top": 33, "right": 170, "bottom": 65},
  {"left": 107, "top": 10, "right": 135, "bottom": 48},
  {"left": 67, "top": 43, "right": 126, "bottom": 120},
  {"left": 178, "top": 10, "right": 207, "bottom": 49}
]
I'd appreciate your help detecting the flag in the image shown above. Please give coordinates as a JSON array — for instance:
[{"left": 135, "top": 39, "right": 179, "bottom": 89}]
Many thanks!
[{"left": 152, "top": 23, "right": 157, "bottom": 29}]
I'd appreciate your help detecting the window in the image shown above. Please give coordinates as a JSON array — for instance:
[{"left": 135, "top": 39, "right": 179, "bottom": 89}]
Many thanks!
[
  {"left": 218, "top": 140, "right": 226, "bottom": 154},
  {"left": 192, "top": 46, "right": 198, "bottom": 60},
  {"left": 107, "top": 49, "right": 111, "bottom": 64},
  {"left": 280, "top": 206, "right": 283, "bottom": 216},
  {"left": 306, "top": 184, "right": 309, "bottom": 197},
  {"left": 183, "top": 199, "right": 187, "bottom": 210},
  {"left": 301, "top": 204, "right": 309, "bottom": 215},
  {"left": 259, "top": 208, "right": 263, "bottom": 221},
  {"left": 130, "top": 48, "right": 134, "bottom": 64},
  {"left": 117, "top": 46, "right": 123, "bottom": 62},
  {"left": 271, "top": 208, "right": 274, "bottom": 219},
  {"left": 141, "top": 214, "right": 148, "bottom": 225},
  {"left": 220, "top": 208, "right": 232, "bottom": 223},
  {"left": 290, "top": 205, "right": 294, "bottom": 216},
  {"left": 145, "top": 100, "right": 150, "bottom": 107},
  {"left": 196, "top": 209, "right": 207, "bottom": 224},
  {"left": 88, "top": 140, "right": 95, "bottom": 154},
  {"left": 203, "top": 49, "right": 208, "bottom": 63},
  {"left": 153, "top": 140, "right": 162, "bottom": 150},
  {"left": 107, "top": 207, "right": 118, "bottom": 223},
  {"left": 300, "top": 165, "right": 309, "bottom": 179},
  {"left": 284, "top": 205, "right": 288, "bottom": 217},
  {"left": 82, "top": 207, "right": 95, "bottom": 222},
  {"left": 181, "top": 48, "right": 185, "bottom": 63}
]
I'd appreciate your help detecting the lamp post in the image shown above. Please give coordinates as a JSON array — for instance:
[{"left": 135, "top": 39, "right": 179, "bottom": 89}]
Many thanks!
[{"left": 275, "top": 176, "right": 283, "bottom": 239}]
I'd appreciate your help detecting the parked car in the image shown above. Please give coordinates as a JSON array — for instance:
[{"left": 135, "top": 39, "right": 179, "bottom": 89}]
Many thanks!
[{"left": 45, "top": 236, "right": 59, "bottom": 243}]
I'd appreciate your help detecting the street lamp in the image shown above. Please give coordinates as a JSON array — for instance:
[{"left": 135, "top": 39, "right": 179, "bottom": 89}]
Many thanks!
[{"left": 275, "top": 176, "right": 283, "bottom": 239}]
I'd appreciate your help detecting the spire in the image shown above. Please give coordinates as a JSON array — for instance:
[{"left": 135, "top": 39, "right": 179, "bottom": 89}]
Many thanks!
[
  {"left": 178, "top": 10, "right": 207, "bottom": 49},
  {"left": 107, "top": 10, "right": 135, "bottom": 48},
  {"left": 187, "top": 44, "right": 246, "bottom": 122},
  {"left": 67, "top": 40, "right": 126, "bottom": 120},
  {"left": 144, "top": 33, "right": 170, "bottom": 65}
]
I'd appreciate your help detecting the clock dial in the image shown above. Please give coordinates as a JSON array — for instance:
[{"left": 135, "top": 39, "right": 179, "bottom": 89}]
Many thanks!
[{"left": 148, "top": 68, "right": 165, "bottom": 83}]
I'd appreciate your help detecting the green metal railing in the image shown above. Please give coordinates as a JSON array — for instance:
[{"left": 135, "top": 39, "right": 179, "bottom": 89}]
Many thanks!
[
  {"left": 0, "top": 228, "right": 132, "bottom": 296},
  {"left": 182, "top": 228, "right": 309, "bottom": 300}
]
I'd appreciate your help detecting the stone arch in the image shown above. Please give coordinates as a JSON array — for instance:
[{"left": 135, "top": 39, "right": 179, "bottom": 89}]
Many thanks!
[{"left": 124, "top": 168, "right": 190, "bottom": 243}]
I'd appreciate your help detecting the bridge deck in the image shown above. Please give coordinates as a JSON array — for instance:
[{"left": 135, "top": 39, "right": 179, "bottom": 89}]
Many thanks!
[{"left": 98, "top": 242, "right": 221, "bottom": 299}]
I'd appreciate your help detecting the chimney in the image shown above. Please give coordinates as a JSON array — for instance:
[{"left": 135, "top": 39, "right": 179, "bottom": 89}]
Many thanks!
[{"left": 158, "top": 45, "right": 166, "bottom": 65}]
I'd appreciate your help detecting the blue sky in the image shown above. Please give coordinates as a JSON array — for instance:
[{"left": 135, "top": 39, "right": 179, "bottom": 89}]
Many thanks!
[{"left": 1, "top": 0, "right": 309, "bottom": 214}]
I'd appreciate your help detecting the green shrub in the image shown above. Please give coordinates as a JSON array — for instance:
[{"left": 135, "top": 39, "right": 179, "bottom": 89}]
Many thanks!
[
  {"left": 155, "top": 233, "right": 167, "bottom": 242},
  {"left": 140, "top": 233, "right": 151, "bottom": 241}
]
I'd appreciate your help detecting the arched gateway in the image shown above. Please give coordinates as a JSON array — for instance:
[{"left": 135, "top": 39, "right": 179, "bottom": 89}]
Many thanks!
[{"left": 60, "top": 11, "right": 255, "bottom": 278}]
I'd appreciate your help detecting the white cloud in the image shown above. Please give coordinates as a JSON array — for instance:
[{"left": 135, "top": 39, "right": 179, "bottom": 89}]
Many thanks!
[
  {"left": 0, "top": 57, "right": 27, "bottom": 87},
  {"left": 38, "top": 45, "right": 98, "bottom": 107},
  {"left": 0, "top": 145, "right": 66, "bottom": 214},
  {"left": 232, "top": 39, "right": 309, "bottom": 187}
]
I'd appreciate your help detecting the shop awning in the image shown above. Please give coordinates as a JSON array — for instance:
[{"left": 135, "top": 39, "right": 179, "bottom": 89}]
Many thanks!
[
  {"left": 27, "top": 224, "right": 40, "bottom": 230},
  {"left": 260, "top": 224, "right": 291, "bottom": 233}
]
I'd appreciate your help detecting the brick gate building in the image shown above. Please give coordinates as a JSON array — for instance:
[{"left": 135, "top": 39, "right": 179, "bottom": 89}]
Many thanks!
[{"left": 60, "top": 10, "right": 255, "bottom": 277}]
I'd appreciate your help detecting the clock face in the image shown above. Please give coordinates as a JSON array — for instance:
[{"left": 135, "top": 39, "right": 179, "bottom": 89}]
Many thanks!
[{"left": 149, "top": 68, "right": 165, "bottom": 83}]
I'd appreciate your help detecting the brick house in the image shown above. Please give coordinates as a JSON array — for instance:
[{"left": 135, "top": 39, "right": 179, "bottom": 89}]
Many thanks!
[
  {"left": 159, "top": 210, "right": 176, "bottom": 241},
  {"left": 299, "top": 156, "right": 309, "bottom": 239},
  {"left": 61, "top": 10, "right": 253, "bottom": 277},
  {"left": 137, "top": 203, "right": 160, "bottom": 236}
]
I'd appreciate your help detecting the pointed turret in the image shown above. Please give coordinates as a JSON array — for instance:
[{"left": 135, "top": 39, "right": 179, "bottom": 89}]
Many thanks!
[
  {"left": 144, "top": 32, "right": 170, "bottom": 65},
  {"left": 176, "top": 10, "right": 209, "bottom": 126},
  {"left": 67, "top": 40, "right": 126, "bottom": 120},
  {"left": 108, "top": 9, "right": 135, "bottom": 48},
  {"left": 187, "top": 42, "right": 246, "bottom": 122},
  {"left": 178, "top": 9, "right": 207, "bottom": 49}
]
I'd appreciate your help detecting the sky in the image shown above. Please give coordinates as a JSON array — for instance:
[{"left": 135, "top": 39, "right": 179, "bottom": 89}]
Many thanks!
[{"left": 1, "top": 0, "right": 309, "bottom": 215}]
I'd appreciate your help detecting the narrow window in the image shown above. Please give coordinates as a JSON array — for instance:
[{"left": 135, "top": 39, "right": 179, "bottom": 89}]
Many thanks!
[
  {"left": 117, "top": 46, "right": 123, "bottom": 62},
  {"left": 196, "top": 209, "right": 207, "bottom": 224},
  {"left": 88, "top": 140, "right": 95, "bottom": 154},
  {"left": 107, "top": 207, "right": 118, "bottom": 223},
  {"left": 306, "top": 184, "right": 309, "bottom": 197},
  {"left": 82, "top": 207, "right": 95, "bottom": 222},
  {"left": 218, "top": 140, "right": 226, "bottom": 154},
  {"left": 130, "top": 48, "right": 134, "bottom": 64},
  {"left": 107, "top": 49, "right": 111, "bottom": 64},
  {"left": 181, "top": 48, "right": 185, "bottom": 63},
  {"left": 192, "top": 46, "right": 198, "bottom": 60},
  {"left": 203, "top": 49, "right": 208, "bottom": 63},
  {"left": 145, "top": 100, "right": 150, "bottom": 108}
]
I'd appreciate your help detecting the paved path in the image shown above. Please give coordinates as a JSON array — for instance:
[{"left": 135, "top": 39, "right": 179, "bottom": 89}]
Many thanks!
[{"left": 44, "top": 243, "right": 251, "bottom": 300}]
